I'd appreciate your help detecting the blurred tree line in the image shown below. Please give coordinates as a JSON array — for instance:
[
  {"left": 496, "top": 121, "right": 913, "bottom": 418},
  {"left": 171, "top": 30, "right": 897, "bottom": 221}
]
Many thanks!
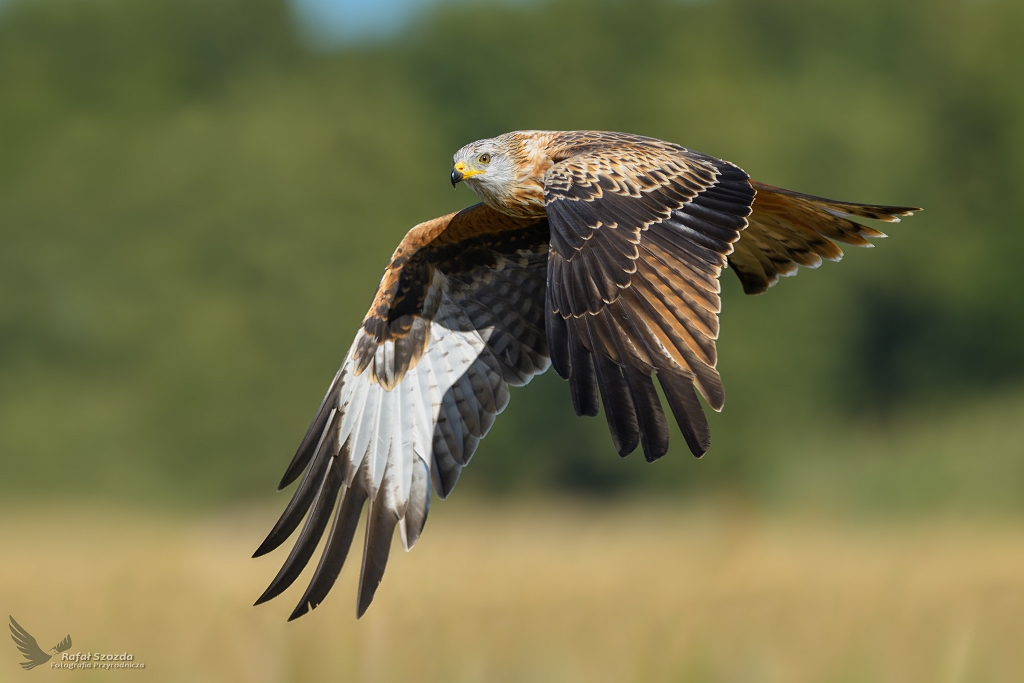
[{"left": 1, "top": 0, "right": 1022, "bottom": 507}]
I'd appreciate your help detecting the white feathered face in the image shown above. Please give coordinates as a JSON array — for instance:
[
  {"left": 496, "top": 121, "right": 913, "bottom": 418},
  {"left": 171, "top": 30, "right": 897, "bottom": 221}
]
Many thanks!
[{"left": 450, "top": 138, "right": 518, "bottom": 205}]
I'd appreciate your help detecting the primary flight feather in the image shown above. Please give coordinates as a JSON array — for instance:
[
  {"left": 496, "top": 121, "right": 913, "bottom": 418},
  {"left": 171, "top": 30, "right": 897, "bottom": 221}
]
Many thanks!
[{"left": 254, "top": 130, "right": 919, "bottom": 618}]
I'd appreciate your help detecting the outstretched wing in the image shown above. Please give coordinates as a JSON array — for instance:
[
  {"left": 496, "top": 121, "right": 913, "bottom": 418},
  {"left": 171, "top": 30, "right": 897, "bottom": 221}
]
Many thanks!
[
  {"left": 728, "top": 181, "right": 920, "bottom": 294},
  {"left": 255, "top": 204, "right": 550, "bottom": 618},
  {"left": 53, "top": 634, "right": 72, "bottom": 653},
  {"left": 9, "top": 616, "right": 52, "bottom": 670},
  {"left": 542, "top": 133, "right": 755, "bottom": 462}
]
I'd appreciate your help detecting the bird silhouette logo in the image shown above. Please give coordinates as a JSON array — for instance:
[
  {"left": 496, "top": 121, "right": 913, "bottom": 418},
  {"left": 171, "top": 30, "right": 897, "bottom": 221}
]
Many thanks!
[{"left": 8, "top": 616, "right": 72, "bottom": 670}]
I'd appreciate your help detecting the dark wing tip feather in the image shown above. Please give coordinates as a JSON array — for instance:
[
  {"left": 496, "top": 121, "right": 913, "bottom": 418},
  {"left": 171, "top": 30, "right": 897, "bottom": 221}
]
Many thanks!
[
  {"left": 356, "top": 501, "right": 400, "bottom": 618},
  {"left": 278, "top": 374, "right": 343, "bottom": 490},
  {"left": 254, "top": 458, "right": 343, "bottom": 606},
  {"left": 605, "top": 302, "right": 670, "bottom": 462},
  {"left": 583, "top": 317, "right": 640, "bottom": 457},
  {"left": 657, "top": 370, "right": 711, "bottom": 458},
  {"left": 629, "top": 367, "right": 670, "bottom": 463},
  {"left": 288, "top": 482, "right": 369, "bottom": 621},
  {"left": 545, "top": 301, "right": 572, "bottom": 379},
  {"left": 737, "top": 275, "right": 769, "bottom": 296},
  {"left": 566, "top": 317, "right": 600, "bottom": 417},
  {"left": 253, "top": 409, "right": 339, "bottom": 559}
]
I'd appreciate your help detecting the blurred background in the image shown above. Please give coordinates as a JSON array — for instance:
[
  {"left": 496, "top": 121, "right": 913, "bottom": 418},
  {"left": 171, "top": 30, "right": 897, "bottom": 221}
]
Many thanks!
[{"left": 2, "top": 0, "right": 1024, "bottom": 680}]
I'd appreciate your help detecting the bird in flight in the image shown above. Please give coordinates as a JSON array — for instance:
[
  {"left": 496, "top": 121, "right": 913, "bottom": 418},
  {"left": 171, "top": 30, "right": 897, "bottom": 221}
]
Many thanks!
[
  {"left": 254, "top": 130, "right": 919, "bottom": 619},
  {"left": 9, "top": 616, "right": 72, "bottom": 670}
]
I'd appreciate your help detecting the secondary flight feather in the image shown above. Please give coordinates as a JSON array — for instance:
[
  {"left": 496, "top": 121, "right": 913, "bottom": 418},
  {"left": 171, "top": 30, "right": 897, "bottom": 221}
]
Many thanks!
[{"left": 254, "top": 130, "right": 919, "bottom": 618}]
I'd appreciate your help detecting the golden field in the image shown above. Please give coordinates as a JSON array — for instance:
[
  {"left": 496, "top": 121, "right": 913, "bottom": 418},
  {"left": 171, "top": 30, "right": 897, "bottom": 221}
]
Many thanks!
[{"left": 3, "top": 500, "right": 1024, "bottom": 682}]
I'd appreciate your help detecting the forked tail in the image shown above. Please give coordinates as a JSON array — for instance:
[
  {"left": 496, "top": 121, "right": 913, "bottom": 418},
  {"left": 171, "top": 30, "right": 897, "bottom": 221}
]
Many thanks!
[{"left": 728, "top": 180, "right": 920, "bottom": 294}]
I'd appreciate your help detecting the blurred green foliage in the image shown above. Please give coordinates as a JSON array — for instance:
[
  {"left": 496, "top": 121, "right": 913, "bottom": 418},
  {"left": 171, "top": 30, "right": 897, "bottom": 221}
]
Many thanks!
[{"left": 1, "top": 0, "right": 1022, "bottom": 508}]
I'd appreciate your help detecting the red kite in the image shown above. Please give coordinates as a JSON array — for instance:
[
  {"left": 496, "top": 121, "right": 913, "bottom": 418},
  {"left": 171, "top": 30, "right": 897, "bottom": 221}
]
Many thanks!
[{"left": 254, "top": 130, "right": 919, "bottom": 618}]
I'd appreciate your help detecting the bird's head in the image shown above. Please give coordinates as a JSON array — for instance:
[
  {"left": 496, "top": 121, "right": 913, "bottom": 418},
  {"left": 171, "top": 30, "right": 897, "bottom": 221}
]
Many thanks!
[{"left": 450, "top": 136, "right": 520, "bottom": 206}]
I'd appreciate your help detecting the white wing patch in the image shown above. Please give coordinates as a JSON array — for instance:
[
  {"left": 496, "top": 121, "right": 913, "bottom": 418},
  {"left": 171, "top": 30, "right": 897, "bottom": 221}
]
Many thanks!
[{"left": 340, "top": 310, "right": 491, "bottom": 503}]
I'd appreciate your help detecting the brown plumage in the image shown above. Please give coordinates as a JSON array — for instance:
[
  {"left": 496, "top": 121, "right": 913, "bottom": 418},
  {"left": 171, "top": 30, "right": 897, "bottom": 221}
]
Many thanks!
[{"left": 256, "top": 130, "right": 920, "bottom": 619}]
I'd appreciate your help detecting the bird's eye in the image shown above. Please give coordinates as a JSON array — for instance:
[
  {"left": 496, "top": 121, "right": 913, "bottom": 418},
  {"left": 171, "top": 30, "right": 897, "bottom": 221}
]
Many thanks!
[{"left": 478, "top": 153, "right": 491, "bottom": 165}]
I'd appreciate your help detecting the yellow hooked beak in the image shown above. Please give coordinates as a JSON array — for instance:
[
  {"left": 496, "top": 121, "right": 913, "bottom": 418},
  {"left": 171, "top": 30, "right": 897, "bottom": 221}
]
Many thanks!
[{"left": 451, "top": 161, "right": 485, "bottom": 187}]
